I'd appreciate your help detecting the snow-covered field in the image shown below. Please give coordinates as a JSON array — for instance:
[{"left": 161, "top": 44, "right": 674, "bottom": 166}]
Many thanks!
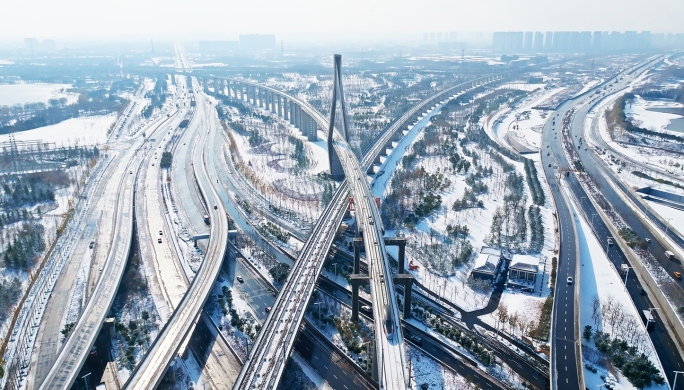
[
  {"left": 567, "top": 187, "right": 667, "bottom": 390},
  {"left": 406, "top": 344, "right": 471, "bottom": 389},
  {"left": 625, "top": 96, "right": 684, "bottom": 134},
  {"left": 376, "top": 98, "right": 555, "bottom": 313},
  {"left": 0, "top": 114, "right": 117, "bottom": 146},
  {"left": 492, "top": 87, "right": 564, "bottom": 150},
  {"left": 0, "top": 83, "right": 79, "bottom": 107}
]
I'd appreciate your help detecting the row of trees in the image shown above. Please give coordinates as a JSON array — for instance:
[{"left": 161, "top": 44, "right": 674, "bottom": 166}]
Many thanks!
[
  {"left": 527, "top": 206, "right": 545, "bottom": 253},
  {"left": 141, "top": 77, "right": 168, "bottom": 119},
  {"left": 0, "top": 277, "right": 21, "bottom": 322},
  {"left": 1, "top": 174, "right": 56, "bottom": 207},
  {"left": 488, "top": 173, "right": 528, "bottom": 252},
  {"left": 586, "top": 325, "right": 664, "bottom": 388},
  {"left": 523, "top": 158, "right": 545, "bottom": 206},
  {"left": 2, "top": 222, "right": 45, "bottom": 269}
]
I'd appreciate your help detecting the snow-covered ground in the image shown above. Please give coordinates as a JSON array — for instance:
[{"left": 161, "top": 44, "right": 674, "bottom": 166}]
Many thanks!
[
  {"left": 645, "top": 200, "right": 684, "bottom": 239},
  {"left": 0, "top": 83, "right": 79, "bottom": 107},
  {"left": 406, "top": 344, "right": 471, "bottom": 389},
  {"left": 625, "top": 96, "right": 684, "bottom": 134},
  {"left": 492, "top": 87, "right": 564, "bottom": 150},
  {"left": 375, "top": 98, "right": 555, "bottom": 313},
  {"left": 0, "top": 114, "right": 117, "bottom": 147},
  {"left": 566, "top": 184, "right": 667, "bottom": 390}
]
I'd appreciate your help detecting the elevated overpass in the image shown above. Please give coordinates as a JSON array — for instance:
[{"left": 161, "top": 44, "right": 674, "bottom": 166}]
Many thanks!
[
  {"left": 36, "top": 112, "right": 180, "bottom": 390},
  {"left": 123, "top": 64, "right": 504, "bottom": 390},
  {"left": 226, "top": 57, "right": 505, "bottom": 390},
  {"left": 124, "top": 80, "right": 229, "bottom": 389}
]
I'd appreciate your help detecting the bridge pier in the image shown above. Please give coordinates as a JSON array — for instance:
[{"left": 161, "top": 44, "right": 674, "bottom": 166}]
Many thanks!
[
  {"left": 353, "top": 237, "right": 363, "bottom": 274},
  {"left": 350, "top": 274, "right": 370, "bottom": 322},
  {"left": 383, "top": 237, "right": 406, "bottom": 273},
  {"left": 393, "top": 275, "right": 413, "bottom": 319}
]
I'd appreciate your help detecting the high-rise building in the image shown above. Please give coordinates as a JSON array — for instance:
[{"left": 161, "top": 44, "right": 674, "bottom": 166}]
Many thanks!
[
  {"left": 592, "top": 31, "right": 603, "bottom": 51},
  {"left": 579, "top": 32, "right": 592, "bottom": 52},
  {"left": 553, "top": 31, "right": 570, "bottom": 52},
  {"left": 493, "top": 32, "right": 506, "bottom": 51},
  {"left": 569, "top": 31, "right": 581, "bottom": 52},
  {"left": 545, "top": 31, "right": 554, "bottom": 51},
  {"left": 534, "top": 32, "right": 544, "bottom": 51},
  {"left": 239, "top": 34, "right": 276, "bottom": 51},
  {"left": 24, "top": 38, "right": 38, "bottom": 53},
  {"left": 450, "top": 32, "right": 457, "bottom": 42},
  {"left": 524, "top": 32, "right": 533, "bottom": 51},
  {"left": 423, "top": 32, "right": 429, "bottom": 42}
]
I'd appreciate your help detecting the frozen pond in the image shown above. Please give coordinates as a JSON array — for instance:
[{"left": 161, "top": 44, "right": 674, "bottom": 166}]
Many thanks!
[{"left": 0, "top": 83, "right": 79, "bottom": 107}]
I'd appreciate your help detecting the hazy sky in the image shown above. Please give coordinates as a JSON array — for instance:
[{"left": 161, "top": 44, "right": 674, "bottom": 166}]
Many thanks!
[{"left": 2, "top": 0, "right": 683, "bottom": 41}]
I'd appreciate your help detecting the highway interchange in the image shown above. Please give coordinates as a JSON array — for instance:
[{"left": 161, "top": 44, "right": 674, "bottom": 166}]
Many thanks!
[{"left": 6, "top": 49, "right": 684, "bottom": 390}]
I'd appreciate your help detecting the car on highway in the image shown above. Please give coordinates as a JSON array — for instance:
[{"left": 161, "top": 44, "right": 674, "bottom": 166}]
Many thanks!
[
  {"left": 674, "top": 272, "right": 682, "bottom": 280},
  {"left": 567, "top": 276, "right": 573, "bottom": 284},
  {"left": 409, "top": 335, "right": 422, "bottom": 346},
  {"left": 237, "top": 276, "right": 244, "bottom": 283},
  {"left": 645, "top": 238, "right": 651, "bottom": 243},
  {"left": 608, "top": 238, "right": 613, "bottom": 246},
  {"left": 361, "top": 305, "right": 372, "bottom": 314},
  {"left": 265, "top": 306, "right": 271, "bottom": 313},
  {"left": 89, "top": 241, "right": 95, "bottom": 249},
  {"left": 158, "top": 238, "right": 162, "bottom": 243},
  {"left": 159, "top": 230, "right": 163, "bottom": 235},
  {"left": 214, "top": 205, "right": 218, "bottom": 210}
]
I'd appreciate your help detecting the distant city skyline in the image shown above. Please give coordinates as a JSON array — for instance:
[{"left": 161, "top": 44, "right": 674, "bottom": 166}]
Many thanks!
[{"left": 0, "top": 0, "right": 682, "bottom": 42}]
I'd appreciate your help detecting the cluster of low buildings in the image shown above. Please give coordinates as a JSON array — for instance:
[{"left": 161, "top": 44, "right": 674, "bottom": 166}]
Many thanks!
[{"left": 470, "top": 246, "right": 541, "bottom": 293}]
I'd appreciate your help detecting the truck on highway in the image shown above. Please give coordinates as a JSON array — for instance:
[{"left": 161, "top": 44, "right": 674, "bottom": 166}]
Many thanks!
[{"left": 665, "top": 251, "right": 676, "bottom": 261}]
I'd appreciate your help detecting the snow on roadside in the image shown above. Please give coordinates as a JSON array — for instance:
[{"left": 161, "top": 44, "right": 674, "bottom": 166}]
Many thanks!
[
  {"left": 565, "top": 183, "right": 667, "bottom": 390},
  {"left": 406, "top": 344, "right": 471, "bottom": 390}
]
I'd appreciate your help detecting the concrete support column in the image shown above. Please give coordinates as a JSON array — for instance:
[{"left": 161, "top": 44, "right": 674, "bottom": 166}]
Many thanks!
[
  {"left": 262, "top": 89, "right": 267, "bottom": 109},
  {"left": 384, "top": 237, "right": 407, "bottom": 274},
  {"left": 295, "top": 105, "right": 301, "bottom": 130},
  {"left": 287, "top": 100, "right": 294, "bottom": 124},
  {"left": 277, "top": 95, "right": 283, "bottom": 117},
  {"left": 353, "top": 238, "right": 363, "bottom": 274},
  {"left": 394, "top": 274, "right": 414, "bottom": 319},
  {"left": 350, "top": 274, "right": 369, "bottom": 322},
  {"left": 402, "top": 277, "right": 413, "bottom": 319},
  {"left": 308, "top": 115, "right": 318, "bottom": 141},
  {"left": 305, "top": 111, "right": 310, "bottom": 134}
]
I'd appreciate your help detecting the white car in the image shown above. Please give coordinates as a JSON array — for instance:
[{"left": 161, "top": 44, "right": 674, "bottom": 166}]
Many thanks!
[{"left": 567, "top": 277, "right": 573, "bottom": 285}]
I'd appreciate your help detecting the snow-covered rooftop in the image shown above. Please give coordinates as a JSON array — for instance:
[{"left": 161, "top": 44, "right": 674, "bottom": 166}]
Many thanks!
[
  {"left": 473, "top": 247, "right": 502, "bottom": 275},
  {"left": 509, "top": 254, "right": 540, "bottom": 273}
]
